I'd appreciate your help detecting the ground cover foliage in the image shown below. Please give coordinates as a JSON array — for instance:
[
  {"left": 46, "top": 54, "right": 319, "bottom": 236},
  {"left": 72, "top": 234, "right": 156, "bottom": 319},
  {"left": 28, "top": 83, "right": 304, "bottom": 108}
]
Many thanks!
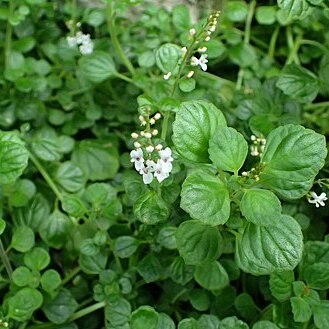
[{"left": 0, "top": 0, "right": 329, "bottom": 328}]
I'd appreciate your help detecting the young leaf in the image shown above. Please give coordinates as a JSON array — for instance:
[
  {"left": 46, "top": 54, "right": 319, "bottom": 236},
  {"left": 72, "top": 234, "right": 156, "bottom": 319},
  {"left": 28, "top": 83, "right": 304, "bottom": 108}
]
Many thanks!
[
  {"left": 260, "top": 124, "right": 327, "bottom": 199},
  {"left": 40, "top": 269, "right": 61, "bottom": 292},
  {"left": 24, "top": 247, "right": 50, "bottom": 271},
  {"left": 290, "top": 296, "right": 312, "bottom": 322},
  {"left": 130, "top": 306, "right": 158, "bottom": 329},
  {"left": 178, "top": 318, "right": 198, "bottom": 329},
  {"left": 12, "top": 266, "right": 33, "bottom": 287},
  {"left": 176, "top": 220, "right": 223, "bottom": 265},
  {"left": 105, "top": 296, "right": 131, "bottom": 327},
  {"left": 252, "top": 321, "right": 280, "bottom": 329},
  {"left": 134, "top": 191, "right": 169, "bottom": 225},
  {"left": 136, "top": 253, "right": 162, "bottom": 283},
  {"left": 194, "top": 261, "right": 229, "bottom": 291},
  {"left": 114, "top": 236, "right": 140, "bottom": 258},
  {"left": 220, "top": 316, "right": 249, "bottom": 329},
  {"left": 276, "top": 64, "right": 319, "bottom": 103},
  {"left": 157, "top": 313, "right": 176, "bottom": 329},
  {"left": 269, "top": 271, "right": 294, "bottom": 301},
  {"left": 180, "top": 171, "right": 230, "bottom": 225},
  {"left": 11, "top": 226, "right": 35, "bottom": 252},
  {"left": 172, "top": 100, "right": 226, "bottom": 163},
  {"left": 304, "top": 263, "right": 329, "bottom": 290},
  {"left": 277, "top": 0, "right": 310, "bottom": 21},
  {"left": 234, "top": 293, "right": 259, "bottom": 322},
  {"left": 235, "top": 215, "right": 303, "bottom": 275},
  {"left": 54, "top": 161, "right": 86, "bottom": 192},
  {"left": 79, "top": 51, "right": 116, "bottom": 83},
  {"left": 155, "top": 43, "right": 181, "bottom": 74},
  {"left": 209, "top": 127, "right": 248, "bottom": 173},
  {"left": 240, "top": 189, "right": 282, "bottom": 226},
  {"left": 197, "top": 315, "right": 220, "bottom": 329}
]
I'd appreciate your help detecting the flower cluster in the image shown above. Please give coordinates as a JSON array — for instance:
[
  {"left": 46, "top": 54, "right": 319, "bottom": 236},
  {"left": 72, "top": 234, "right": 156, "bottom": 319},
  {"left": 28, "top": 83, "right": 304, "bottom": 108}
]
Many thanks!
[
  {"left": 0, "top": 319, "right": 8, "bottom": 328},
  {"left": 163, "top": 11, "right": 220, "bottom": 81},
  {"left": 250, "top": 135, "right": 266, "bottom": 157},
  {"left": 67, "top": 31, "right": 94, "bottom": 55},
  {"left": 130, "top": 110, "right": 173, "bottom": 184},
  {"left": 307, "top": 191, "right": 327, "bottom": 208}
]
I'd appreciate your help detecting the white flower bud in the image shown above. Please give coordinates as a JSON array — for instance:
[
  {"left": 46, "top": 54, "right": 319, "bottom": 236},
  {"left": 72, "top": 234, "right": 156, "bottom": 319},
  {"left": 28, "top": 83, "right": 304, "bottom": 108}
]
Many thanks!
[
  {"left": 149, "top": 118, "right": 156, "bottom": 125},
  {"left": 187, "top": 70, "right": 195, "bottom": 78},
  {"left": 198, "top": 47, "right": 207, "bottom": 53},
  {"left": 134, "top": 141, "right": 142, "bottom": 148},
  {"left": 209, "top": 25, "right": 216, "bottom": 32},
  {"left": 154, "top": 113, "right": 161, "bottom": 120},
  {"left": 250, "top": 135, "right": 256, "bottom": 141},
  {"left": 144, "top": 132, "right": 152, "bottom": 139},
  {"left": 163, "top": 72, "right": 172, "bottom": 80},
  {"left": 146, "top": 145, "right": 154, "bottom": 153},
  {"left": 152, "top": 129, "right": 158, "bottom": 136},
  {"left": 205, "top": 36, "right": 211, "bottom": 42},
  {"left": 139, "top": 115, "right": 145, "bottom": 122},
  {"left": 155, "top": 144, "right": 163, "bottom": 151},
  {"left": 189, "top": 28, "right": 196, "bottom": 36},
  {"left": 242, "top": 171, "right": 248, "bottom": 177},
  {"left": 131, "top": 132, "right": 139, "bottom": 139},
  {"left": 181, "top": 47, "right": 187, "bottom": 55}
]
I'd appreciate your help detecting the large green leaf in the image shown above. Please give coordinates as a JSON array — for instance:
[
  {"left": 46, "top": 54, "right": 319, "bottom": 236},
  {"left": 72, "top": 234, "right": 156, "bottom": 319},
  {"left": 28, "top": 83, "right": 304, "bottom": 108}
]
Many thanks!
[
  {"left": 180, "top": 171, "right": 230, "bottom": 225},
  {"left": 155, "top": 43, "right": 181, "bottom": 73},
  {"left": 259, "top": 124, "right": 327, "bottom": 199},
  {"left": 240, "top": 189, "right": 282, "bottom": 226},
  {"left": 79, "top": 51, "right": 116, "bottom": 83},
  {"left": 0, "top": 131, "right": 29, "bottom": 185},
  {"left": 277, "top": 0, "right": 310, "bottom": 21},
  {"left": 235, "top": 215, "right": 303, "bottom": 275},
  {"left": 176, "top": 220, "right": 223, "bottom": 265},
  {"left": 54, "top": 161, "right": 86, "bottom": 192},
  {"left": 209, "top": 127, "right": 248, "bottom": 173},
  {"left": 72, "top": 140, "right": 119, "bottom": 181},
  {"left": 172, "top": 100, "right": 226, "bottom": 163},
  {"left": 313, "top": 301, "right": 329, "bottom": 329},
  {"left": 269, "top": 271, "right": 294, "bottom": 301},
  {"left": 276, "top": 64, "right": 319, "bottom": 103}
]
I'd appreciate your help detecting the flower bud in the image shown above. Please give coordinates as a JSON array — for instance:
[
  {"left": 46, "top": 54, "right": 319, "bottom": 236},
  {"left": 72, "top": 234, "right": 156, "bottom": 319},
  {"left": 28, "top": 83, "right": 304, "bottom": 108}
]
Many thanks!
[
  {"left": 131, "top": 132, "right": 139, "bottom": 139},
  {"left": 152, "top": 129, "right": 158, "bottom": 136},
  {"left": 189, "top": 28, "right": 196, "bottom": 36},
  {"left": 134, "top": 141, "right": 142, "bottom": 148},
  {"left": 154, "top": 113, "right": 161, "bottom": 120},
  {"left": 146, "top": 145, "right": 154, "bottom": 153}
]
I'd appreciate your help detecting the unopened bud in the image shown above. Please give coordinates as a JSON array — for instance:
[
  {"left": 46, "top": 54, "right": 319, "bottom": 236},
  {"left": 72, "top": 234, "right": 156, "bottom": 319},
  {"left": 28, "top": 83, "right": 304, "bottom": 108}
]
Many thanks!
[
  {"left": 154, "top": 113, "right": 161, "bottom": 120},
  {"left": 131, "top": 132, "right": 139, "bottom": 139},
  {"left": 181, "top": 47, "right": 187, "bottom": 55},
  {"left": 155, "top": 144, "right": 163, "bottom": 151},
  {"left": 149, "top": 118, "right": 156, "bottom": 125},
  {"left": 134, "top": 141, "right": 142, "bottom": 148},
  {"left": 187, "top": 70, "right": 195, "bottom": 78},
  {"left": 163, "top": 72, "right": 172, "bottom": 80},
  {"left": 198, "top": 47, "right": 207, "bottom": 53},
  {"left": 139, "top": 115, "right": 145, "bottom": 122},
  {"left": 205, "top": 36, "right": 211, "bottom": 42},
  {"left": 209, "top": 25, "right": 216, "bottom": 32},
  {"left": 146, "top": 145, "right": 154, "bottom": 153},
  {"left": 144, "top": 132, "right": 152, "bottom": 139},
  {"left": 189, "top": 28, "right": 196, "bottom": 36},
  {"left": 242, "top": 171, "right": 248, "bottom": 177},
  {"left": 152, "top": 129, "right": 158, "bottom": 136}
]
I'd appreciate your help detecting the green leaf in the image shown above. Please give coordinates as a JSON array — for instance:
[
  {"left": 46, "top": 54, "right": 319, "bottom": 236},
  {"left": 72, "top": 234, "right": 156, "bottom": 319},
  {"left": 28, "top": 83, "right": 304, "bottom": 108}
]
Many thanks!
[
  {"left": 277, "top": 0, "right": 310, "bottom": 21},
  {"left": 79, "top": 51, "right": 116, "bottom": 83},
  {"left": 169, "top": 256, "right": 194, "bottom": 285},
  {"left": 155, "top": 43, "right": 181, "bottom": 74},
  {"left": 276, "top": 64, "right": 319, "bottom": 103},
  {"left": 313, "top": 301, "right": 329, "bottom": 329},
  {"left": 172, "top": 100, "right": 226, "bottom": 163},
  {"left": 194, "top": 261, "right": 229, "bottom": 291},
  {"left": 0, "top": 131, "right": 29, "bottom": 185},
  {"left": 197, "top": 315, "right": 220, "bottom": 329},
  {"left": 290, "top": 296, "right": 312, "bottom": 322},
  {"left": 0, "top": 218, "right": 5, "bottom": 235},
  {"left": 172, "top": 4, "right": 191, "bottom": 31},
  {"left": 180, "top": 171, "right": 230, "bottom": 225},
  {"left": 24, "top": 247, "right": 50, "bottom": 271},
  {"left": 72, "top": 140, "right": 119, "bottom": 181},
  {"left": 176, "top": 220, "right": 223, "bottom": 265},
  {"left": 220, "top": 316, "right": 249, "bottom": 329},
  {"left": 137, "top": 253, "right": 162, "bottom": 283},
  {"left": 189, "top": 289, "right": 209, "bottom": 311},
  {"left": 240, "top": 189, "right": 282, "bottom": 226},
  {"left": 114, "top": 236, "right": 140, "bottom": 258},
  {"left": 8, "top": 179, "right": 36, "bottom": 207},
  {"left": 11, "top": 226, "right": 35, "bottom": 252},
  {"left": 156, "top": 226, "right": 177, "bottom": 250},
  {"left": 178, "top": 318, "right": 198, "bottom": 329},
  {"left": 157, "top": 313, "right": 176, "bottom": 329},
  {"left": 61, "top": 194, "right": 87, "bottom": 218},
  {"left": 235, "top": 215, "right": 303, "bottom": 275},
  {"left": 39, "top": 210, "right": 73, "bottom": 249},
  {"left": 260, "top": 124, "right": 327, "bottom": 199},
  {"left": 54, "top": 162, "right": 86, "bottom": 192},
  {"left": 131, "top": 306, "right": 158, "bottom": 329},
  {"left": 105, "top": 296, "right": 131, "bottom": 327},
  {"left": 179, "top": 78, "right": 196, "bottom": 92},
  {"left": 252, "top": 321, "right": 280, "bottom": 329},
  {"left": 304, "top": 263, "right": 329, "bottom": 290},
  {"left": 234, "top": 293, "right": 259, "bottom": 322},
  {"left": 40, "top": 269, "right": 62, "bottom": 292},
  {"left": 209, "top": 127, "right": 248, "bottom": 172},
  {"left": 7, "top": 287, "right": 43, "bottom": 321},
  {"left": 42, "top": 288, "right": 78, "bottom": 324},
  {"left": 12, "top": 266, "right": 33, "bottom": 287},
  {"left": 228, "top": 43, "right": 257, "bottom": 68},
  {"left": 225, "top": 1, "right": 248, "bottom": 22},
  {"left": 269, "top": 271, "right": 294, "bottom": 301},
  {"left": 134, "top": 191, "right": 169, "bottom": 225},
  {"left": 79, "top": 251, "right": 108, "bottom": 274},
  {"left": 255, "top": 6, "right": 277, "bottom": 25}
]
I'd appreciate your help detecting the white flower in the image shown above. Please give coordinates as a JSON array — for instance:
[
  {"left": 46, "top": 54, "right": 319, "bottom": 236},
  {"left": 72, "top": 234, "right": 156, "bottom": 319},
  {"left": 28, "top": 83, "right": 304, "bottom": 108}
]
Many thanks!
[
  {"left": 139, "top": 160, "right": 155, "bottom": 184},
  {"left": 198, "top": 47, "right": 207, "bottom": 53},
  {"left": 250, "top": 145, "right": 259, "bottom": 156},
  {"left": 79, "top": 41, "right": 94, "bottom": 55},
  {"left": 75, "top": 31, "right": 90, "bottom": 44},
  {"left": 130, "top": 148, "right": 144, "bottom": 171},
  {"left": 158, "top": 147, "right": 173, "bottom": 173},
  {"left": 152, "top": 129, "right": 158, "bottom": 136},
  {"left": 181, "top": 47, "right": 187, "bottom": 56},
  {"left": 144, "top": 132, "right": 152, "bottom": 139},
  {"left": 307, "top": 192, "right": 328, "bottom": 208},
  {"left": 163, "top": 72, "right": 172, "bottom": 80},
  {"left": 67, "top": 36, "right": 77, "bottom": 48},
  {"left": 190, "top": 54, "right": 208, "bottom": 71},
  {"left": 153, "top": 160, "right": 169, "bottom": 183},
  {"left": 189, "top": 28, "right": 196, "bottom": 36}
]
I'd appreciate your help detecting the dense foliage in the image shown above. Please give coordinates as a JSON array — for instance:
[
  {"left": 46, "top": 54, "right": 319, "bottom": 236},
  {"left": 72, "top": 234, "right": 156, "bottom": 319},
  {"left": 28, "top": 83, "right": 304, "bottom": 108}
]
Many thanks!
[{"left": 0, "top": 0, "right": 329, "bottom": 328}]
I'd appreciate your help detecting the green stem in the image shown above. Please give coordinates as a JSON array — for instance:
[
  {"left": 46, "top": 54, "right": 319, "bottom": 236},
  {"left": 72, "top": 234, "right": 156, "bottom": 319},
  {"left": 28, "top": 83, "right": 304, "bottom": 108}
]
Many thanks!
[
  {"left": 304, "top": 101, "right": 329, "bottom": 110},
  {"left": 0, "top": 238, "right": 13, "bottom": 282},
  {"left": 107, "top": 233, "right": 124, "bottom": 273},
  {"left": 286, "top": 27, "right": 301, "bottom": 65},
  {"left": 300, "top": 39, "right": 329, "bottom": 55},
  {"left": 268, "top": 26, "right": 280, "bottom": 59},
  {"left": 62, "top": 266, "right": 81, "bottom": 286},
  {"left": 115, "top": 72, "right": 133, "bottom": 83},
  {"left": 106, "top": 3, "right": 135, "bottom": 76},
  {"left": 69, "top": 301, "right": 106, "bottom": 322},
  {"left": 28, "top": 152, "right": 64, "bottom": 201},
  {"left": 4, "top": 0, "right": 14, "bottom": 69},
  {"left": 244, "top": 0, "right": 256, "bottom": 45}
]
